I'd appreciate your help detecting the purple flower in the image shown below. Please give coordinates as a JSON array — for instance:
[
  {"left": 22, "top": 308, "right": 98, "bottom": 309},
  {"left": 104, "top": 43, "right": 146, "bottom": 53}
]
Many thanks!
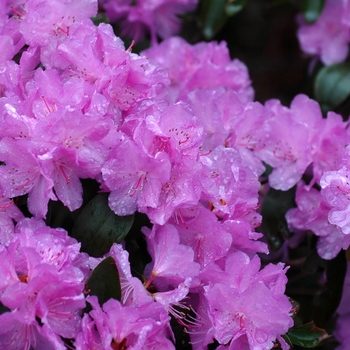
[
  {"left": 102, "top": 133, "right": 171, "bottom": 216},
  {"left": 0, "top": 137, "right": 56, "bottom": 218},
  {"left": 169, "top": 205, "right": 232, "bottom": 267},
  {"left": 321, "top": 166, "right": 350, "bottom": 235},
  {"left": 142, "top": 37, "right": 254, "bottom": 103},
  {"left": 108, "top": 243, "right": 152, "bottom": 306},
  {"left": 142, "top": 223, "right": 200, "bottom": 290},
  {"left": 297, "top": 0, "right": 350, "bottom": 65},
  {"left": 200, "top": 145, "right": 260, "bottom": 222},
  {"left": 19, "top": 0, "right": 97, "bottom": 47},
  {"left": 101, "top": 0, "right": 198, "bottom": 43},
  {"left": 286, "top": 181, "right": 346, "bottom": 259},
  {"left": 0, "top": 191, "right": 24, "bottom": 245},
  {"left": 188, "top": 252, "right": 293, "bottom": 349},
  {"left": 75, "top": 296, "right": 174, "bottom": 349},
  {"left": 0, "top": 218, "right": 92, "bottom": 346}
]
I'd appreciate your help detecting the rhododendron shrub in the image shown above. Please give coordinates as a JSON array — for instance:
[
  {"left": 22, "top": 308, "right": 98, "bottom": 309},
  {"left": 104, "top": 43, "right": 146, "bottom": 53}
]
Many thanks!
[{"left": 0, "top": 0, "right": 349, "bottom": 349}]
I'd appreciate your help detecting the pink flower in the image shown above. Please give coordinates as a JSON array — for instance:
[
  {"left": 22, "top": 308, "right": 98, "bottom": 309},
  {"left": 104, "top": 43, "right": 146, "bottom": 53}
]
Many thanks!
[
  {"left": 0, "top": 191, "right": 24, "bottom": 245},
  {"left": 142, "top": 223, "right": 200, "bottom": 290},
  {"left": 321, "top": 166, "right": 350, "bottom": 235},
  {"left": 108, "top": 243, "right": 152, "bottom": 306},
  {"left": 200, "top": 145, "right": 261, "bottom": 222},
  {"left": 311, "top": 111, "right": 350, "bottom": 185},
  {"left": 19, "top": 0, "right": 97, "bottom": 47},
  {"left": 0, "top": 237, "right": 85, "bottom": 347},
  {"left": 286, "top": 181, "right": 347, "bottom": 259},
  {"left": 142, "top": 36, "right": 254, "bottom": 103},
  {"left": 102, "top": 134, "right": 171, "bottom": 216},
  {"left": 297, "top": 0, "right": 350, "bottom": 64},
  {"left": 189, "top": 252, "right": 293, "bottom": 349},
  {"left": 101, "top": 0, "right": 198, "bottom": 43},
  {"left": 169, "top": 205, "right": 232, "bottom": 267},
  {"left": 254, "top": 97, "right": 313, "bottom": 190},
  {"left": 0, "top": 137, "right": 56, "bottom": 218},
  {"left": 145, "top": 155, "right": 203, "bottom": 224},
  {"left": 75, "top": 296, "right": 174, "bottom": 350}
]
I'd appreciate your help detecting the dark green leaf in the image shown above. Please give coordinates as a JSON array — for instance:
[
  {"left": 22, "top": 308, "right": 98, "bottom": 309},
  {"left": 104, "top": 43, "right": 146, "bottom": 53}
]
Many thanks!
[
  {"left": 286, "top": 322, "right": 331, "bottom": 348},
  {"left": 71, "top": 193, "right": 134, "bottom": 257},
  {"left": 225, "top": 0, "right": 246, "bottom": 16},
  {"left": 85, "top": 257, "right": 121, "bottom": 307},
  {"left": 91, "top": 13, "right": 109, "bottom": 26},
  {"left": 314, "top": 62, "right": 350, "bottom": 113},
  {"left": 259, "top": 186, "right": 296, "bottom": 252},
  {"left": 200, "top": 0, "right": 228, "bottom": 39},
  {"left": 302, "top": 0, "right": 325, "bottom": 24},
  {"left": 312, "top": 250, "right": 346, "bottom": 326},
  {"left": 261, "top": 162, "right": 273, "bottom": 178},
  {"left": 0, "top": 302, "right": 10, "bottom": 315}
]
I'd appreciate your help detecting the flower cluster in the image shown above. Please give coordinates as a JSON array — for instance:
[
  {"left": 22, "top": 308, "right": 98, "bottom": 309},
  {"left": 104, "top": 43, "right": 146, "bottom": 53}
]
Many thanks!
[
  {"left": 2, "top": 0, "right": 350, "bottom": 349},
  {"left": 0, "top": 0, "right": 296, "bottom": 348},
  {"left": 99, "top": 0, "right": 198, "bottom": 43}
]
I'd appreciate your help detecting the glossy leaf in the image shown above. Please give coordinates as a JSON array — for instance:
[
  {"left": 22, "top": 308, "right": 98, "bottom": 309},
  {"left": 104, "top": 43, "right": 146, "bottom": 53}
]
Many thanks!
[
  {"left": 314, "top": 62, "right": 350, "bottom": 113},
  {"left": 71, "top": 193, "right": 134, "bottom": 257},
  {"left": 91, "top": 13, "right": 109, "bottom": 26},
  {"left": 301, "top": 0, "right": 325, "bottom": 24},
  {"left": 200, "top": 0, "right": 245, "bottom": 39},
  {"left": 85, "top": 257, "right": 121, "bottom": 306},
  {"left": 0, "top": 302, "right": 10, "bottom": 315},
  {"left": 260, "top": 186, "right": 296, "bottom": 252},
  {"left": 225, "top": 0, "right": 246, "bottom": 16},
  {"left": 286, "top": 322, "right": 331, "bottom": 348},
  {"left": 200, "top": 0, "right": 227, "bottom": 39},
  {"left": 312, "top": 250, "right": 346, "bottom": 326}
]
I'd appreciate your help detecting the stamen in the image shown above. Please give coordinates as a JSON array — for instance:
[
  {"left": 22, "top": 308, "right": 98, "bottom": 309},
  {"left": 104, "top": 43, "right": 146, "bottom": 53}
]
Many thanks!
[
  {"left": 172, "top": 208, "right": 186, "bottom": 225},
  {"left": 0, "top": 199, "right": 13, "bottom": 210},
  {"left": 129, "top": 173, "right": 145, "bottom": 197},
  {"left": 15, "top": 178, "right": 32, "bottom": 191},
  {"left": 337, "top": 185, "right": 350, "bottom": 195},
  {"left": 199, "top": 149, "right": 212, "bottom": 156},
  {"left": 127, "top": 40, "right": 135, "bottom": 52},
  {"left": 144, "top": 272, "right": 156, "bottom": 290},
  {"left": 41, "top": 95, "right": 55, "bottom": 114},
  {"left": 10, "top": 5, "right": 26, "bottom": 18},
  {"left": 59, "top": 165, "right": 71, "bottom": 184},
  {"left": 18, "top": 275, "right": 28, "bottom": 283}
]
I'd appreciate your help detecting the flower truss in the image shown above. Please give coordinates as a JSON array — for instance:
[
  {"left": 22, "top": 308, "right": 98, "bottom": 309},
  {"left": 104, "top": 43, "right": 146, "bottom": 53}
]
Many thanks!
[{"left": 0, "top": 0, "right": 349, "bottom": 349}]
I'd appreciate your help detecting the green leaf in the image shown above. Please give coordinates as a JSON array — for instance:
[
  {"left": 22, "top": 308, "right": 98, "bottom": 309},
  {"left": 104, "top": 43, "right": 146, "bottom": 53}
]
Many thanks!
[
  {"left": 200, "top": 0, "right": 227, "bottom": 39},
  {"left": 225, "top": 0, "right": 246, "bottom": 16},
  {"left": 85, "top": 256, "right": 121, "bottom": 306},
  {"left": 312, "top": 250, "right": 346, "bottom": 326},
  {"left": 71, "top": 193, "right": 134, "bottom": 257},
  {"left": 314, "top": 62, "right": 350, "bottom": 113},
  {"left": 91, "top": 13, "right": 109, "bottom": 26},
  {"left": 200, "top": 0, "right": 246, "bottom": 39},
  {"left": 301, "top": 0, "right": 325, "bottom": 24},
  {"left": 286, "top": 322, "right": 331, "bottom": 348},
  {"left": 0, "top": 302, "right": 10, "bottom": 315},
  {"left": 259, "top": 186, "right": 296, "bottom": 252}
]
